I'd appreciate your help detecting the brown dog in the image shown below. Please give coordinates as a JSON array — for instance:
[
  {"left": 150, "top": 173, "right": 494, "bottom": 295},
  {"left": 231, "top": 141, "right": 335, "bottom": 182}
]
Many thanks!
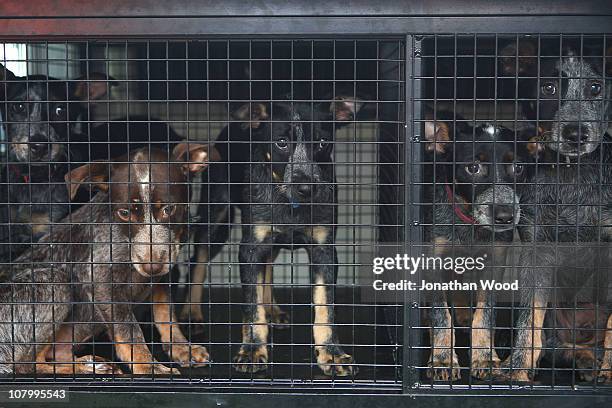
[{"left": 0, "top": 143, "right": 215, "bottom": 375}]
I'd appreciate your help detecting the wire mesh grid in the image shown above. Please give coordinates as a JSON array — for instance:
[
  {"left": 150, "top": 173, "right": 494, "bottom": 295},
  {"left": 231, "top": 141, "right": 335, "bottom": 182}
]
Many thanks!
[
  {"left": 0, "top": 34, "right": 610, "bottom": 395},
  {"left": 409, "top": 33, "right": 612, "bottom": 391},
  {"left": 0, "top": 39, "right": 405, "bottom": 392}
]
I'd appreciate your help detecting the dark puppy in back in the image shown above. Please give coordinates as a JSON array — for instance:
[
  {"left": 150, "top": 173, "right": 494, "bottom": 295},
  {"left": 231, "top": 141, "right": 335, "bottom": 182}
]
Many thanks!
[
  {"left": 423, "top": 111, "right": 529, "bottom": 381},
  {"left": 0, "top": 65, "right": 110, "bottom": 261},
  {"left": 82, "top": 116, "right": 182, "bottom": 162},
  {"left": 0, "top": 143, "right": 212, "bottom": 375},
  {"left": 493, "top": 40, "right": 612, "bottom": 382},
  {"left": 0, "top": 64, "right": 181, "bottom": 262},
  {"left": 218, "top": 98, "right": 362, "bottom": 376}
]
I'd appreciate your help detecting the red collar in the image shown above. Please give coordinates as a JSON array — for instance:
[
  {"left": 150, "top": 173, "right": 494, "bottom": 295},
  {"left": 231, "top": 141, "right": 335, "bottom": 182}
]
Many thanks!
[
  {"left": 9, "top": 164, "right": 29, "bottom": 183},
  {"left": 444, "top": 184, "right": 476, "bottom": 224}
]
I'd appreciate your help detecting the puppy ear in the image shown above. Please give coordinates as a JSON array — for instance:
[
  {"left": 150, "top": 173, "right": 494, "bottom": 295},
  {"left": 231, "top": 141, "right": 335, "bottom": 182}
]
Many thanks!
[
  {"left": 232, "top": 103, "right": 269, "bottom": 130},
  {"left": 71, "top": 72, "right": 116, "bottom": 101},
  {"left": 424, "top": 120, "right": 451, "bottom": 154},
  {"left": 65, "top": 162, "right": 110, "bottom": 200},
  {"left": 526, "top": 129, "right": 546, "bottom": 160},
  {"left": 172, "top": 142, "right": 221, "bottom": 174},
  {"left": 0, "top": 63, "right": 17, "bottom": 101},
  {"left": 330, "top": 96, "right": 363, "bottom": 121},
  {"left": 500, "top": 39, "right": 538, "bottom": 76}
]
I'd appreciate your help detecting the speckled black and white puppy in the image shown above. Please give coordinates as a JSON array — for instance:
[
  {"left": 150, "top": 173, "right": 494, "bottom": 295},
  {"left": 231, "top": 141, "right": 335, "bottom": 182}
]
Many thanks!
[
  {"left": 423, "top": 115, "right": 530, "bottom": 382},
  {"left": 0, "top": 64, "right": 113, "bottom": 262},
  {"left": 496, "top": 40, "right": 612, "bottom": 383},
  {"left": 500, "top": 40, "right": 611, "bottom": 158},
  {"left": 230, "top": 98, "right": 362, "bottom": 377}
]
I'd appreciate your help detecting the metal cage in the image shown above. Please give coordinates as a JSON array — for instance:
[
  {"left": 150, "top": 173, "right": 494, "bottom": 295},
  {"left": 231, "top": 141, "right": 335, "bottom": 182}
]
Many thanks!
[{"left": 0, "top": 1, "right": 611, "bottom": 407}]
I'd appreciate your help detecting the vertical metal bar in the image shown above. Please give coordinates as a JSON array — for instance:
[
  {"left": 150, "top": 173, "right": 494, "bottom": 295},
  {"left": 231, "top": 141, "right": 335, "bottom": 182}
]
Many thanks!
[
  {"left": 378, "top": 37, "right": 403, "bottom": 384},
  {"left": 403, "top": 33, "right": 423, "bottom": 392}
]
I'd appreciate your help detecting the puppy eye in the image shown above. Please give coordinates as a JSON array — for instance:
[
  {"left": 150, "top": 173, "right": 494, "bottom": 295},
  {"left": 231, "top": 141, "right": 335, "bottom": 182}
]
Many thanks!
[
  {"left": 319, "top": 137, "right": 329, "bottom": 149},
  {"left": 275, "top": 138, "right": 289, "bottom": 149},
  {"left": 54, "top": 105, "right": 65, "bottom": 117},
  {"left": 511, "top": 163, "right": 524, "bottom": 176},
  {"left": 11, "top": 103, "right": 25, "bottom": 114},
  {"left": 116, "top": 208, "right": 130, "bottom": 221},
  {"left": 162, "top": 205, "right": 176, "bottom": 217},
  {"left": 590, "top": 82, "right": 602, "bottom": 96},
  {"left": 541, "top": 82, "right": 556, "bottom": 96},
  {"left": 465, "top": 162, "right": 482, "bottom": 175}
]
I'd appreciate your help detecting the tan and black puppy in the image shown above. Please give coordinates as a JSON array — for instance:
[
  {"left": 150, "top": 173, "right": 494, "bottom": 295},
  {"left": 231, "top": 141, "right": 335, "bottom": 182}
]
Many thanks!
[
  {"left": 423, "top": 113, "right": 530, "bottom": 381},
  {"left": 228, "top": 97, "right": 363, "bottom": 377},
  {"left": 182, "top": 103, "right": 287, "bottom": 325}
]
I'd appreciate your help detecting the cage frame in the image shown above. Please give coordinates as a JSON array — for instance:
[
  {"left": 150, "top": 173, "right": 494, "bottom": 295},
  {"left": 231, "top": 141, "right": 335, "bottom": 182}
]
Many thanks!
[{"left": 0, "top": 1, "right": 611, "bottom": 406}]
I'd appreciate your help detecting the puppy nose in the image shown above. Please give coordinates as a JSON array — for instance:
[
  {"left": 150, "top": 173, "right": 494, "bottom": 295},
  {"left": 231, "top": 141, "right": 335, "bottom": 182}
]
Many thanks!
[
  {"left": 29, "top": 135, "right": 49, "bottom": 154},
  {"left": 293, "top": 172, "right": 316, "bottom": 198},
  {"left": 562, "top": 125, "right": 589, "bottom": 143},
  {"left": 493, "top": 206, "right": 514, "bottom": 225},
  {"left": 30, "top": 143, "right": 48, "bottom": 154},
  {"left": 296, "top": 183, "right": 312, "bottom": 198},
  {"left": 136, "top": 249, "right": 169, "bottom": 276},
  {"left": 140, "top": 262, "right": 165, "bottom": 276}
]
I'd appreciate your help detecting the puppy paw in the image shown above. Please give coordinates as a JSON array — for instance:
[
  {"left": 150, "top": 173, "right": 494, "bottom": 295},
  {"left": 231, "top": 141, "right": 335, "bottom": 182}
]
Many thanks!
[
  {"left": 75, "top": 355, "right": 123, "bottom": 375},
  {"left": 579, "top": 369, "right": 598, "bottom": 382},
  {"left": 575, "top": 353, "right": 598, "bottom": 382},
  {"left": 470, "top": 355, "right": 501, "bottom": 380},
  {"left": 316, "top": 347, "right": 358, "bottom": 377},
  {"left": 233, "top": 345, "right": 269, "bottom": 373},
  {"left": 597, "top": 364, "right": 612, "bottom": 383},
  {"left": 489, "top": 362, "right": 533, "bottom": 382},
  {"left": 427, "top": 353, "right": 461, "bottom": 381},
  {"left": 166, "top": 344, "right": 210, "bottom": 367},
  {"left": 132, "top": 361, "right": 180, "bottom": 375}
]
